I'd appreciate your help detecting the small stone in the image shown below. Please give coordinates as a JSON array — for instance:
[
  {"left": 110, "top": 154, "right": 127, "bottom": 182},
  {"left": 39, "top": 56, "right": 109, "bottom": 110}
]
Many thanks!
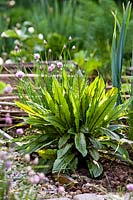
[
  {"left": 46, "top": 198, "right": 70, "bottom": 200},
  {"left": 73, "top": 193, "right": 105, "bottom": 200},
  {"left": 75, "top": 190, "right": 82, "bottom": 195}
]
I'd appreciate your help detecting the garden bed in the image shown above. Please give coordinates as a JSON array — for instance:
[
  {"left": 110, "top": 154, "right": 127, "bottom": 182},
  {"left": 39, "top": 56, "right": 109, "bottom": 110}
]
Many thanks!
[{"left": 0, "top": 62, "right": 133, "bottom": 199}]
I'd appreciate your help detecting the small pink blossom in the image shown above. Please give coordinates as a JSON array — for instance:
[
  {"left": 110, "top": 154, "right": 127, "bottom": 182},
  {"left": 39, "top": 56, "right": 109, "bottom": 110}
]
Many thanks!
[
  {"left": 4, "top": 84, "right": 13, "bottom": 94},
  {"left": 33, "top": 175, "right": 40, "bottom": 184},
  {"left": 34, "top": 53, "right": 40, "bottom": 61},
  {"left": 29, "top": 175, "right": 40, "bottom": 184},
  {"left": 31, "top": 157, "right": 39, "bottom": 165},
  {"left": 14, "top": 45, "right": 19, "bottom": 51},
  {"left": 28, "top": 170, "right": 36, "bottom": 176},
  {"left": 16, "top": 128, "right": 24, "bottom": 135},
  {"left": 38, "top": 172, "right": 45, "bottom": 181},
  {"left": 16, "top": 71, "right": 24, "bottom": 79},
  {"left": 0, "top": 151, "right": 8, "bottom": 160},
  {"left": 58, "top": 186, "right": 65, "bottom": 194},
  {"left": 24, "top": 154, "right": 30, "bottom": 163},
  {"left": 5, "top": 160, "right": 12, "bottom": 170},
  {"left": 48, "top": 64, "right": 55, "bottom": 72},
  {"left": 57, "top": 62, "right": 63, "bottom": 69},
  {"left": 126, "top": 183, "right": 133, "bottom": 191},
  {"left": 5, "top": 113, "right": 12, "bottom": 125},
  {"left": 51, "top": 64, "right": 55, "bottom": 70},
  {"left": 48, "top": 66, "right": 52, "bottom": 72},
  {"left": 27, "top": 166, "right": 32, "bottom": 172}
]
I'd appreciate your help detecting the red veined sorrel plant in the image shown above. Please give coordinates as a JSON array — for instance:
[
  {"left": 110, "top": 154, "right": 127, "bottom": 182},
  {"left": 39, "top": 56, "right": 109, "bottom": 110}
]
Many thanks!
[{"left": 15, "top": 70, "right": 132, "bottom": 178}]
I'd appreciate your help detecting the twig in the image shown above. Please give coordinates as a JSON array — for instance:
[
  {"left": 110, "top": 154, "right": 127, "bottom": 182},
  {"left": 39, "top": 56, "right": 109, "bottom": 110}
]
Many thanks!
[{"left": 0, "top": 129, "right": 22, "bottom": 146}]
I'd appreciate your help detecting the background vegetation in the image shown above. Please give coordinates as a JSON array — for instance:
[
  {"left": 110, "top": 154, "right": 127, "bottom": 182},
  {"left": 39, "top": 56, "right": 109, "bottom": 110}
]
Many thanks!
[{"left": 0, "top": 0, "right": 133, "bottom": 75}]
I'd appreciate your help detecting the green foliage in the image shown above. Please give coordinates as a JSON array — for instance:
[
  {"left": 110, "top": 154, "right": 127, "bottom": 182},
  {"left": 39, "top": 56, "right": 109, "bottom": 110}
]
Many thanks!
[
  {"left": 29, "top": 0, "right": 76, "bottom": 37},
  {"left": 0, "top": 81, "right": 6, "bottom": 94},
  {"left": 74, "top": 50, "right": 102, "bottom": 75},
  {"left": 0, "top": 148, "right": 37, "bottom": 200},
  {"left": 129, "top": 52, "right": 133, "bottom": 140},
  {"left": 111, "top": 1, "right": 132, "bottom": 104},
  {"left": 1, "top": 21, "right": 45, "bottom": 62},
  {"left": 15, "top": 70, "right": 132, "bottom": 177},
  {"left": 75, "top": 0, "right": 120, "bottom": 59},
  {"left": 45, "top": 33, "right": 67, "bottom": 59}
]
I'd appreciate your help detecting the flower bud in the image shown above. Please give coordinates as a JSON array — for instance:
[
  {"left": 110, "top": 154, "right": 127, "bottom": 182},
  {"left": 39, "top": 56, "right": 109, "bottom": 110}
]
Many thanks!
[
  {"left": 0, "top": 57, "right": 3, "bottom": 65},
  {"left": 72, "top": 45, "right": 76, "bottom": 50},
  {"left": 28, "top": 27, "right": 34, "bottom": 34},
  {"left": 68, "top": 36, "right": 72, "bottom": 41},
  {"left": 38, "top": 33, "right": 43, "bottom": 40}
]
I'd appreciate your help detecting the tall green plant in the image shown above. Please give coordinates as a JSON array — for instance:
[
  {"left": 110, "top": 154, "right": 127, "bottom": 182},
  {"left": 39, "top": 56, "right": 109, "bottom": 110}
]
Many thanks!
[
  {"left": 129, "top": 51, "right": 133, "bottom": 140},
  {"left": 15, "top": 70, "right": 132, "bottom": 178},
  {"left": 111, "top": 1, "right": 132, "bottom": 104}
]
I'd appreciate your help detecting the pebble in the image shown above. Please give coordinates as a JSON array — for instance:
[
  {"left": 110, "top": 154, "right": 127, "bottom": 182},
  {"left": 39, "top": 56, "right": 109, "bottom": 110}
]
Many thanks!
[{"left": 45, "top": 193, "right": 133, "bottom": 200}]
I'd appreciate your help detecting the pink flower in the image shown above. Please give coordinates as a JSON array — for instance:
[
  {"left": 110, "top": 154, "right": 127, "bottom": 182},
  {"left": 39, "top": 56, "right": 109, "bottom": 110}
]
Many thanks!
[
  {"left": 33, "top": 175, "right": 40, "bottom": 184},
  {"left": 28, "top": 170, "right": 36, "bottom": 176},
  {"left": 48, "top": 64, "right": 55, "bottom": 72},
  {"left": 16, "top": 71, "right": 24, "bottom": 79},
  {"left": 27, "top": 166, "right": 32, "bottom": 172},
  {"left": 31, "top": 157, "right": 39, "bottom": 165},
  {"left": 38, "top": 172, "right": 45, "bottom": 181},
  {"left": 14, "top": 45, "right": 19, "bottom": 51},
  {"left": 57, "top": 62, "right": 63, "bottom": 69},
  {"left": 34, "top": 53, "right": 40, "bottom": 61},
  {"left": 16, "top": 128, "right": 24, "bottom": 135},
  {"left": 58, "top": 186, "right": 65, "bottom": 194},
  {"left": 51, "top": 64, "right": 55, "bottom": 70},
  {"left": 5, "top": 160, "right": 12, "bottom": 170},
  {"left": 29, "top": 175, "right": 40, "bottom": 184},
  {"left": 4, "top": 84, "right": 13, "bottom": 94},
  {"left": 0, "top": 151, "right": 8, "bottom": 160},
  {"left": 24, "top": 154, "right": 30, "bottom": 163},
  {"left": 126, "top": 183, "right": 133, "bottom": 191},
  {"left": 48, "top": 66, "right": 52, "bottom": 72},
  {"left": 5, "top": 113, "right": 12, "bottom": 125}
]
